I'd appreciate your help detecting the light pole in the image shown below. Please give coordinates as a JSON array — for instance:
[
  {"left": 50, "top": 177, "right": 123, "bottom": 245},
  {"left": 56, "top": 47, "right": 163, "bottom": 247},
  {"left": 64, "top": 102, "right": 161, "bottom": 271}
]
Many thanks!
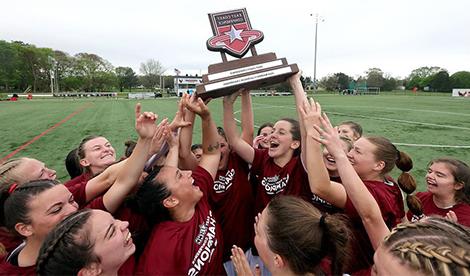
[{"left": 310, "top": 13, "right": 323, "bottom": 93}]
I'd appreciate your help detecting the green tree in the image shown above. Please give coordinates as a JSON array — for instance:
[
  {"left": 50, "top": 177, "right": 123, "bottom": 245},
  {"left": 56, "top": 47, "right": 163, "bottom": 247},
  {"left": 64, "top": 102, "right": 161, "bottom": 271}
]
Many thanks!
[
  {"left": 406, "top": 66, "right": 444, "bottom": 90},
  {"left": 116, "top": 67, "right": 138, "bottom": 92},
  {"left": 365, "top": 68, "right": 384, "bottom": 88},
  {"left": 382, "top": 74, "right": 398, "bottom": 91},
  {"left": 450, "top": 71, "right": 470, "bottom": 88},
  {"left": 0, "top": 40, "right": 20, "bottom": 91},
  {"left": 74, "top": 53, "right": 114, "bottom": 91},
  {"left": 429, "top": 70, "right": 451, "bottom": 92}
]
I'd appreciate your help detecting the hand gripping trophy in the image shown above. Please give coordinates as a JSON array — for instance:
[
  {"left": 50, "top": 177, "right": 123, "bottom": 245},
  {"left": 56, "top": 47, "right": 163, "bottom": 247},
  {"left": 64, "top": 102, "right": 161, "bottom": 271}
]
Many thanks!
[{"left": 196, "top": 8, "right": 299, "bottom": 99}]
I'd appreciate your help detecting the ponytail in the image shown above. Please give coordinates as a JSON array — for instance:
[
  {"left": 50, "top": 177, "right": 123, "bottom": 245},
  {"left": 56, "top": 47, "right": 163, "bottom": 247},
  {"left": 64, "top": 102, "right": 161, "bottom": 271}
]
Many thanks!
[
  {"left": 321, "top": 213, "right": 352, "bottom": 275},
  {"left": 395, "top": 151, "right": 422, "bottom": 217}
]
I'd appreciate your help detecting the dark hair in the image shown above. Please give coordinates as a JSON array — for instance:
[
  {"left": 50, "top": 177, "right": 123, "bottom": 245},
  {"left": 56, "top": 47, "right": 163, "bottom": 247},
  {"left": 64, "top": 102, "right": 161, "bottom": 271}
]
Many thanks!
[
  {"left": 265, "top": 196, "right": 351, "bottom": 275},
  {"left": 191, "top": 144, "right": 202, "bottom": 152},
  {"left": 65, "top": 148, "right": 83, "bottom": 179},
  {"left": 257, "top": 122, "right": 274, "bottom": 136},
  {"left": 365, "top": 136, "right": 419, "bottom": 215},
  {"left": 1, "top": 180, "right": 58, "bottom": 234},
  {"left": 126, "top": 167, "right": 171, "bottom": 225},
  {"left": 383, "top": 217, "right": 470, "bottom": 275},
  {"left": 340, "top": 121, "right": 363, "bottom": 139},
  {"left": 124, "top": 140, "right": 137, "bottom": 158},
  {"left": 428, "top": 158, "right": 470, "bottom": 204},
  {"left": 36, "top": 209, "right": 99, "bottom": 275},
  {"left": 217, "top": 126, "right": 227, "bottom": 142},
  {"left": 278, "top": 118, "right": 301, "bottom": 156}
]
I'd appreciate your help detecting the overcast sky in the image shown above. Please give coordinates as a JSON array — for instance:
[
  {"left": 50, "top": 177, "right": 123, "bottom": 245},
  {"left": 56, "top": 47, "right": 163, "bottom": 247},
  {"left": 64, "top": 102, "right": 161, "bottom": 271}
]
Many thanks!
[{"left": 1, "top": 0, "right": 469, "bottom": 79}]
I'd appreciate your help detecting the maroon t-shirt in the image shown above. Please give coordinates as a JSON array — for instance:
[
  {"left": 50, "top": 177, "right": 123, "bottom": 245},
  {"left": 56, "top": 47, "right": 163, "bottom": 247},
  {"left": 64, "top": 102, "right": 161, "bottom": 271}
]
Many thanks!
[
  {"left": 210, "top": 152, "right": 254, "bottom": 261},
  {"left": 343, "top": 179, "right": 405, "bottom": 273},
  {"left": 251, "top": 149, "right": 310, "bottom": 215},
  {"left": 0, "top": 228, "right": 22, "bottom": 258},
  {"left": 0, "top": 245, "right": 36, "bottom": 276},
  {"left": 64, "top": 172, "right": 92, "bottom": 208},
  {"left": 136, "top": 166, "right": 225, "bottom": 276},
  {"left": 407, "top": 191, "right": 470, "bottom": 227}
]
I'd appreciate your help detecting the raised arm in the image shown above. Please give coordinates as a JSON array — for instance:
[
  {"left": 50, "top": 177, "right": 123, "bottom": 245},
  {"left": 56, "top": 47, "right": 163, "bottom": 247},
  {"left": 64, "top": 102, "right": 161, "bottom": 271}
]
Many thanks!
[
  {"left": 289, "top": 72, "right": 308, "bottom": 167},
  {"left": 240, "top": 90, "right": 254, "bottom": 145},
  {"left": 102, "top": 104, "right": 159, "bottom": 213},
  {"left": 313, "top": 113, "right": 390, "bottom": 249},
  {"left": 178, "top": 93, "right": 198, "bottom": 170},
  {"left": 183, "top": 94, "right": 220, "bottom": 179},
  {"left": 223, "top": 90, "right": 255, "bottom": 164},
  {"left": 300, "top": 98, "right": 347, "bottom": 207}
]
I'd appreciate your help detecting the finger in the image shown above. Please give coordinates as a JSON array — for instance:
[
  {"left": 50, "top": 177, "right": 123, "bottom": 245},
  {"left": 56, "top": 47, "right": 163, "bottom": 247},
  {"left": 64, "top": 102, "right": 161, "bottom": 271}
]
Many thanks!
[{"left": 134, "top": 103, "right": 141, "bottom": 119}]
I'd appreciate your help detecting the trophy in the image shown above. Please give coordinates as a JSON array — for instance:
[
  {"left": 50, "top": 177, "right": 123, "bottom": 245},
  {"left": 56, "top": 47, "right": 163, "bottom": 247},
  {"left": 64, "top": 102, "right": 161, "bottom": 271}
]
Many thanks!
[{"left": 196, "top": 8, "right": 299, "bottom": 100}]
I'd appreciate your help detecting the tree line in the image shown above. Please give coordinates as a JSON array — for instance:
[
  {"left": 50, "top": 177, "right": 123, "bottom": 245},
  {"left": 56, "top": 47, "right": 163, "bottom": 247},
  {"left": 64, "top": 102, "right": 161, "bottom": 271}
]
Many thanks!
[
  {"left": 1, "top": 39, "right": 470, "bottom": 93},
  {"left": 318, "top": 67, "right": 470, "bottom": 92},
  {"left": 0, "top": 40, "right": 170, "bottom": 93}
]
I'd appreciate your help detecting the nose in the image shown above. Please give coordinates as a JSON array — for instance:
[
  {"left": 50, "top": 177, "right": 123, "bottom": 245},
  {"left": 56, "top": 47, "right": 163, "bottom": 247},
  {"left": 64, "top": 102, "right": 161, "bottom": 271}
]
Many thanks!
[
  {"left": 119, "top": 220, "right": 130, "bottom": 231},
  {"left": 64, "top": 202, "right": 79, "bottom": 216},
  {"left": 47, "top": 168, "right": 57, "bottom": 179}
]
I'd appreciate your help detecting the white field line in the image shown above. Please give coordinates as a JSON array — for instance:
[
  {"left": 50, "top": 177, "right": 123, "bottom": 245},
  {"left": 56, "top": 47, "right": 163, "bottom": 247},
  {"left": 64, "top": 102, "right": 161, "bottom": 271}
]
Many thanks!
[{"left": 231, "top": 103, "right": 470, "bottom": 149}]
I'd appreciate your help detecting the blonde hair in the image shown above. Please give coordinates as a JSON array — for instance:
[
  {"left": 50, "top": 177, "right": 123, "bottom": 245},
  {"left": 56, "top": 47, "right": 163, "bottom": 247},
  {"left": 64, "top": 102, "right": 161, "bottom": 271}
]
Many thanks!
[
  {"left": 383, "top": 217, "right": 470, "bottom": 275},
  {"left": 0, "top": 158, "right": 28, "bottom": 189}
]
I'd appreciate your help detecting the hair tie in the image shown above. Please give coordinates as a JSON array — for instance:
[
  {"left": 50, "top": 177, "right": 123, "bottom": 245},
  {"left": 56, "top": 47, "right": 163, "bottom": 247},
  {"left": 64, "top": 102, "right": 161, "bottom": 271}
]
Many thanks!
[
  {"left": 319, "top": 214, "right": 327, "bottom": 228},
  {"left": 8, "top": 183, "right": 18, "bottom": 194}
]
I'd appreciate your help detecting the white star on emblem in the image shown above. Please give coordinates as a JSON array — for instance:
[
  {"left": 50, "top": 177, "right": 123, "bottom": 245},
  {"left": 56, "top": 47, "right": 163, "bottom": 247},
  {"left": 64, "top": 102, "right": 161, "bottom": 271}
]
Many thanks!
[{"left": 225, "top": 25, "right": 243, "bottom": 43}]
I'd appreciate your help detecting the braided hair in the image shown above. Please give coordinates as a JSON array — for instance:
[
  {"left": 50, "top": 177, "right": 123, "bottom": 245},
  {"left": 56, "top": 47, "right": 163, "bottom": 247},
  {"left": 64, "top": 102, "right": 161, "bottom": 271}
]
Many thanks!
[
  {"left": 36, "top": 209, "right": 98, "bottom": 275},
  {"left": 383, "top": 217, "right": 470, "bottom": 275}
]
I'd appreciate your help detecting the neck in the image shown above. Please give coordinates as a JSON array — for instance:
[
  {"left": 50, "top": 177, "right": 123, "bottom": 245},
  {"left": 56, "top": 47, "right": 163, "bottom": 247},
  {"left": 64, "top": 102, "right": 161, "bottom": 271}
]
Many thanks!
[
  {"left": 171, "top": 204, "right": 196, "bottom": 222},
  {"left": 328, "top": 169, "right": 339, "bottom": 178},
  {"left": 433, "top": 193, "right": 457, "bottom": 209},
  {"left": 274, "top": 152, "right": 294, "bottom": 167},
  {"left": 359, "top": 171, "right": 382, "bottom": 182},
  {"left": 18, "top": 238, "right": 42, "bottom": 267}
]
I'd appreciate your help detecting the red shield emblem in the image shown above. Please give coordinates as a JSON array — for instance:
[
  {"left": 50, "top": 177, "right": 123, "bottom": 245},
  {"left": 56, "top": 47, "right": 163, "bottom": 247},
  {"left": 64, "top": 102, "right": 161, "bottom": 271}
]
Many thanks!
[{"left": 207, "top": 8, "right": 264, "bottom": 58}]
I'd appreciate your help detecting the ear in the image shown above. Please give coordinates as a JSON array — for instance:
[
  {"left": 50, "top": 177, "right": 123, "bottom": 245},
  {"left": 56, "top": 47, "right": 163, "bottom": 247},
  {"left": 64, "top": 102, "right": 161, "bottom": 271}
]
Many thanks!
[
  {"left": 15, "top": 222, "right": 33, "bottom": 238},
  {"left": 273, "top": 254, "right": 286, "bottom": 269},
  {"left": 163, "top": 196, "right": 179, "bottom": 208},
  {"left": 454, "top": 181, "right": 464, "bottom": 191},
  {"left": 79, "top": 158, "right": 90, "bottom": 167},
  {"left": 290, "top": 140, "right": 300, "bottom": 150},
  {"left": 78, "top": 262, "right": 102, "bottom": 276},
  {"left": 373, "top": 160, "right": 386, "bottom": 172}
]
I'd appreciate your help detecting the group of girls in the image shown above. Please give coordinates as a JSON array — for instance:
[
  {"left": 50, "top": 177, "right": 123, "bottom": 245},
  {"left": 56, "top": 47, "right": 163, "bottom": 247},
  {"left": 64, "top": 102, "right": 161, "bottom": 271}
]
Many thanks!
[{"left": 0, "top": 71, "right": 469, "bottom": 276}]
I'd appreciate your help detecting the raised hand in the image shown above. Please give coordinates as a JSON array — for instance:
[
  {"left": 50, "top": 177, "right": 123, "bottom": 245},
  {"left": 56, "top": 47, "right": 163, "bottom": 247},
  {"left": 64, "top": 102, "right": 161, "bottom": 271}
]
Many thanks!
[
  {"left": 134, "top": 103, "right": 158, "bottom": 139},
  {"left": 183, "top": 93, "right": 210, "bottom": 118},
  {"left": 149, "top": 118, "right": 169, "bottom": 154},
  {"left": 298, "top": 98, "right": 322, "bottom": 137},
  {"left": 169, "top": 98, "right": 192, "bottom": 131},
  {"left": 311, "top": 113, "right": 347, "bottom": 159},
  {"left": 164, "top": 125, "right": 179, "bottom": 149},
  {"left": 231, "top": 245, "right": 259, "bottom": 276},
  {"left": 223, "top": 88, "right": 244, "bottom": 105}
]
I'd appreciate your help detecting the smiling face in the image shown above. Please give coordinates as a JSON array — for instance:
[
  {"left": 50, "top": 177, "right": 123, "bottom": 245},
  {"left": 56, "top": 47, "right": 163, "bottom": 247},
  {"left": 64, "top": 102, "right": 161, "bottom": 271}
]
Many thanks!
[
  {"left": 268, "top": 120, "right": 299, "bottom": 159},
  {"left": 322, "top": 138, "right": 353, "bottom": 173},
  {"left": 25, "top": 185, "right": 78, "bottom": 239},
  {"left": 14, "top": 158, "right": 57, "bottom": 183},
  {"left": 79, "top": 137, "right": 116, "bottom": 175},
  {"left": 258, "top": 126, "right": 273, "bottom": 149},
  {"left": 426, "top": 162, "right": 463, "bottom": 200},
  {"left": 347, "top": 137, "right": 383, "bottom": 180},
  {"left": 156, "top": 166, "right": 202, "bottom": 206},
  {"left": 88, "top": 210, "right": 135, "bottom": 274}
]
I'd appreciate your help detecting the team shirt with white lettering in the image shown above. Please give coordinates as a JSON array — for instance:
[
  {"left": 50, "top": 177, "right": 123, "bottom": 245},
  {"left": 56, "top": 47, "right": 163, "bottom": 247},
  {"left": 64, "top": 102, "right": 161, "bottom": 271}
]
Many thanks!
[
  {"left": 136, "top": 166, "right": 224, "bottom": 276},
  {"left": 251, "top": 149, "right": 311, "bottom": 215},
  {"left": 210, "top": 152, "right": 254, "bottom": 261},
  {"left": 406, "top": 191, "right": 470, "bottom": 227}
]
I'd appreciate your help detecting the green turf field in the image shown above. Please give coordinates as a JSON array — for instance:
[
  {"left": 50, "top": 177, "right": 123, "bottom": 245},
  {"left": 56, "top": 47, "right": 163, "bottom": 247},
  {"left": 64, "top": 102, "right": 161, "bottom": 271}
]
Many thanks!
[{"left": 1, "top": 94, "right": 469, "bottom": 193}]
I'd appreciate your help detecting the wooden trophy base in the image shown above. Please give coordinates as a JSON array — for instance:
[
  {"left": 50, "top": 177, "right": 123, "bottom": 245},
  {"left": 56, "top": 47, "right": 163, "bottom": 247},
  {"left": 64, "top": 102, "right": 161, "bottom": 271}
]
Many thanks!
[{"left": 196, "top": 52, "right": 298, "bottom": 100}]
